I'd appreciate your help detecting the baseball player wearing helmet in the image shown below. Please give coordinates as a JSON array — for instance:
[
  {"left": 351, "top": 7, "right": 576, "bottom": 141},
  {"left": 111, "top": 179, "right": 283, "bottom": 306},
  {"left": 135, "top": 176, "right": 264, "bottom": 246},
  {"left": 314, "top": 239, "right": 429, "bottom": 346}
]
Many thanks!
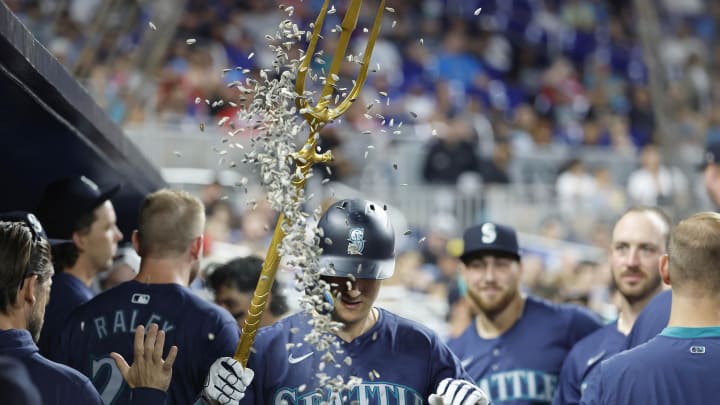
[
  {"left": 581, "top": 212, "right": 720, "bottom": 405},
  {"left": 448, "top": 222, "right": 601, "bottom": 404},
  {"left": 202, "top": 199, "right": 489, "bottom": 405},
  {"left": 51, "top": 190, "right": 239, "bottom": 404},
  {"left": 553, "top": 207, "right": 670, "bottom": 405}
]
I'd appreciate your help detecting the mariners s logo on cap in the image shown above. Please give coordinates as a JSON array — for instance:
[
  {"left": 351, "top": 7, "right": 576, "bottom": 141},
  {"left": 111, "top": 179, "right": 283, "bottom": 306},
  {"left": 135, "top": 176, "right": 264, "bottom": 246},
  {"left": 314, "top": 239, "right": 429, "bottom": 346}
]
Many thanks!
[
  {"left": 347, "top": 227, "right": 365, "bottom": 255},
  {"left": 481, "top": 223, "right": 497, "bottom": 244}
]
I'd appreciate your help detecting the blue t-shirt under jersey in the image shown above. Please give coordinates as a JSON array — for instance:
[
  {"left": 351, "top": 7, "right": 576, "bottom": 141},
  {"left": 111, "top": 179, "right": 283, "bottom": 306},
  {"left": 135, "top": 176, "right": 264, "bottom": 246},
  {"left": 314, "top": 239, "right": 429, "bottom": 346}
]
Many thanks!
[
  {"left": 243, "top": 308, "right": 472, "bottom": 405},
  {"left": 552, "top": 321, "right": 625, "bottom": 405},
  {"left": 581, "top": 327, "right": 720, "bottom": 405},
  {"left": 54, "top": 280, "right": 239, "bottom": 405},
  {"left": 448, "top": 296, "right": 601, "bottom": 405}
]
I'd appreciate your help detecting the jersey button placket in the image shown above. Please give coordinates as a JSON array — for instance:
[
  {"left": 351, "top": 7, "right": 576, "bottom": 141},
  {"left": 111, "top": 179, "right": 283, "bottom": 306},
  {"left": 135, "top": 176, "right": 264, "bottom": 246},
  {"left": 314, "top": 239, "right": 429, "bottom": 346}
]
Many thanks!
[{"left": 491, "top": 345, "right": 501, "bottom": 371}]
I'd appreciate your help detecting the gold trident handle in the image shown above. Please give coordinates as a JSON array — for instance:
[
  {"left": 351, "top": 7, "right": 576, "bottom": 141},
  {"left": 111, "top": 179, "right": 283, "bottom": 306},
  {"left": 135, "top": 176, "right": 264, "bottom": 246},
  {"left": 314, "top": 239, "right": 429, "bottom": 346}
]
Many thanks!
[{"left": 234, "top": 0, "right": 385, "bottom": 367}]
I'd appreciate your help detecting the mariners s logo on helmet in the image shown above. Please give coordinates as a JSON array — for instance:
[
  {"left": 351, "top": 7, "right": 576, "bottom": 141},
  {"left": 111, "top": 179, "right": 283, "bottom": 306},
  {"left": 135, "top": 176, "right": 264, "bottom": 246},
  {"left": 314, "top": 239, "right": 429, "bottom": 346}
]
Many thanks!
[{"left": 347, "top": 227, "right": 365, "bottom": 255}]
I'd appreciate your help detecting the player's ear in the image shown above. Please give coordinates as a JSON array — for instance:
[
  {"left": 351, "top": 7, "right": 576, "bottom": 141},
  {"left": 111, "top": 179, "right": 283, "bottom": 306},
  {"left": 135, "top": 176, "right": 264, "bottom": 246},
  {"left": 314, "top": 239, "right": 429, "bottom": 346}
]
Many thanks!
[
  {"left": 20, "top": 275, "right": 39, "bottom": 305},
  {"left": 190, "top": 234, "right": 204, "bottom": 260},
  {"left": 72, "top": 230, "right": 87, "bottom": 251},
  {"left": 131, "top": 230, "right": 142, "bottom": 256},
  {"left": 659, "top": 254, "right": 671, "bottom": 286}
]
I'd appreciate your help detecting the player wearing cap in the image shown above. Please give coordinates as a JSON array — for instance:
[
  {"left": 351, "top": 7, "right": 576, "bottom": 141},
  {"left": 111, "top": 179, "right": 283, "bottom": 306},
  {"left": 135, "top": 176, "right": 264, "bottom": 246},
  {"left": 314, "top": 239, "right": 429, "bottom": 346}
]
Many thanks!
[
  {"left": 53, "top": 189, "right": 238, "bottom": 404},
  {"left": 553, "top": 207, "right": 670, "bottom": 405},
  {"left": 0, "top": 214, "right": 175, "bottom": 405},
  {"left": 35, "top": 175, "right": 124, "bottom": 357},
  {"left": 581, "top": 212, "right": 720, "bottom": 404},
  {"left": 448, "top": 222, "right": 601, "bottom": 404},
  {"left": 201, "top": 198, "right": 489, "bottom": 405}
]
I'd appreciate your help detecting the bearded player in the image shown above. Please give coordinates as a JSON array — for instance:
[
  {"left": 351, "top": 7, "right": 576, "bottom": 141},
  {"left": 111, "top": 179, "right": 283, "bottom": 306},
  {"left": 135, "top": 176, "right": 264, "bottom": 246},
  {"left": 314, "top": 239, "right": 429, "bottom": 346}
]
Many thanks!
[
  {"left": 553, "top": 207, "right": 669, "bottom": 405},
  {"left": 201, "top": 198, "right": 489, "bottom": 405},
  {"left": 581, "top": 212, "right": 720, "bottom": 404},
  {"left": 448, "top": 222, "right": 601, "bottom": 404}
]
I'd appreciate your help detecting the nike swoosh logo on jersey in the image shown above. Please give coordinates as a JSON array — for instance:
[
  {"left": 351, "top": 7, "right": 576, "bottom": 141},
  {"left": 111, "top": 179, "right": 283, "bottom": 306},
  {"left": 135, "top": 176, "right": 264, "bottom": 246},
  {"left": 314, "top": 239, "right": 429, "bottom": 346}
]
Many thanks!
[
  {"left": 288, "top": 352, "right": 313, "bottom": 364},
  {"left": 461, "top": 356, "right": 474, "bottom": 368},
  {"left": 586, "top": 350, "right": 606, "bottom": 367}
]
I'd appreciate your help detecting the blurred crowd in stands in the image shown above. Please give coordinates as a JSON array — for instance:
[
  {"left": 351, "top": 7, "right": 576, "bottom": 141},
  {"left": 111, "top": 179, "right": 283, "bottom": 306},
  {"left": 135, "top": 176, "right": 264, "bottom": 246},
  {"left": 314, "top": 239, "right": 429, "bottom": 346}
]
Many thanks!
[{"left": 8, "top": 0, "right": 720, "bottom": 335}]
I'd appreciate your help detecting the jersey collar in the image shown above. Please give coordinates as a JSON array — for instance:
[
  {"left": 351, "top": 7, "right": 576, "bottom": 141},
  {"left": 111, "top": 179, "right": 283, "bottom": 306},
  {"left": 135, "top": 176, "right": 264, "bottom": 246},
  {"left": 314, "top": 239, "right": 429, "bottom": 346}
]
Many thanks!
[{"left": 660, "top": 326, "right": 720, "bottom": 338}]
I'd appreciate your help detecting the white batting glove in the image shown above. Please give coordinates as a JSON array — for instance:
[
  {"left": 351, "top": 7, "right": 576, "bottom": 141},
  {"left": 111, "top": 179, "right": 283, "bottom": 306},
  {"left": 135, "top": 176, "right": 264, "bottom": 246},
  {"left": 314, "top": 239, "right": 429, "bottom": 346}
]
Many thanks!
[
  {"left": 428, "top": 378, "right": 490, "bottom": 405},
  {"left": 201, "top": 357, "right": 254, "bottom": 405}
]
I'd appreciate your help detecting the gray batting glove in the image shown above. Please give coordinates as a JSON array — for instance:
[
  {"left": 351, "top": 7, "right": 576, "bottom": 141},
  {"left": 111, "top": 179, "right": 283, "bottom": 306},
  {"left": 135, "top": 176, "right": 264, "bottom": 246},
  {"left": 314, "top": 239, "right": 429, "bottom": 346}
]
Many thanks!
[
  {"left": 428, "top": 378, "right": 490, "bottom": 405},
  {"left": 201, "top": 357, "right": 254, "bottom": 405}
]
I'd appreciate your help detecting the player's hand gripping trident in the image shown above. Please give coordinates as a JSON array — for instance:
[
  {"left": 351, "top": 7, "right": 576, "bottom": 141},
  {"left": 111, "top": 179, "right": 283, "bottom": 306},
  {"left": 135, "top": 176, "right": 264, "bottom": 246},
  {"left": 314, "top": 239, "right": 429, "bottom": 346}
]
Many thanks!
[
  {"left": 429, "top": 378, "right": 491, "bottom": 405},
  {"left": 232, "top": 0, "right": 386, "bottom": 367}
]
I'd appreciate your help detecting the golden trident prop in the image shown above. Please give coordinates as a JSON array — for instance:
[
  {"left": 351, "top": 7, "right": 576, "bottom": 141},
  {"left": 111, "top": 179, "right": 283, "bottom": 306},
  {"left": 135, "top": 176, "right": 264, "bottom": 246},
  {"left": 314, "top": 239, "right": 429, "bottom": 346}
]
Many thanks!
[{"left": 234, "top": 0, "right": 385, "bottom": 366}]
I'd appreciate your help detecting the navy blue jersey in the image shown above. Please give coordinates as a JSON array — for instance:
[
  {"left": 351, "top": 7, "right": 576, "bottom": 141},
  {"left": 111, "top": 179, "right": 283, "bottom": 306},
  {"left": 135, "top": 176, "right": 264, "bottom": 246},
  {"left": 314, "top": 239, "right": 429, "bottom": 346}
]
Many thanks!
[
  {"left": 0, "top": 355, "right": 42, "bottom": 404},
  {"left": 624, "top": 289, "right": 671, "bottom": 349},
  {"left": 39, "top": 272, "right": 94, "bottom": 356},
  {"left": 243, "top": 308, "right": 471, "bottom": 404},
  {"left": 55, "top": 280, "right": 239, "bottom": 404},
  {"left": 552, "top": 322, "right": 625, "bottom": 405},
  {"left": 0, "top": 329, "right": 102, "bottom": 405},
  {"left": 448, "top": 296, "right": 601, "bottom": 404},
  {"left": 581, "top": 327, "right": 720, "bottom": 405}
]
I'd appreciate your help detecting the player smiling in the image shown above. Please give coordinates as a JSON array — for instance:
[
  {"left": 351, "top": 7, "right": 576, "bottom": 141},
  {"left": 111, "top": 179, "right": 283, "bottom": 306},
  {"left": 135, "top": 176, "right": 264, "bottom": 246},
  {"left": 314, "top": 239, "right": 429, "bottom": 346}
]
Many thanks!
[
  {"left": 448, "top": 222, "right": 601, "bottom": 404},
  {"left": 202, "top": 198, "right": 489, "bottom": 405}
]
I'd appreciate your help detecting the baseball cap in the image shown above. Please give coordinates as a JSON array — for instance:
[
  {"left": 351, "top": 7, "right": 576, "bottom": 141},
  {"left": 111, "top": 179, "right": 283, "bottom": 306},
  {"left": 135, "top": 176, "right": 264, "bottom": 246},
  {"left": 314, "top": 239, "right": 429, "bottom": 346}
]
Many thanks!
[
  {"left": 459, "top": 222, "right": 520, "bottom": 262},
  {"left": 0, "top": 211, "right": 71, "bottom": 245},
  {"left": 698, "top": 141, "right": 720, "bottom": 170},
  {"left": 35, "top": 175, "right": 121, "bottom": 240}
]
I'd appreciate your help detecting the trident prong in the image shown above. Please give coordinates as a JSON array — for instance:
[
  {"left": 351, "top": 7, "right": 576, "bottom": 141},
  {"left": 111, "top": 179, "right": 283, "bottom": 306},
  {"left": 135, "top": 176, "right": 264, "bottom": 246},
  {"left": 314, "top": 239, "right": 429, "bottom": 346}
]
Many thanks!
[
  {"left": 233, "top": 0, "right": 385, "bottom": 367},
  {"left": 296, "top": 0, "right": 385, "bottom": 129}
]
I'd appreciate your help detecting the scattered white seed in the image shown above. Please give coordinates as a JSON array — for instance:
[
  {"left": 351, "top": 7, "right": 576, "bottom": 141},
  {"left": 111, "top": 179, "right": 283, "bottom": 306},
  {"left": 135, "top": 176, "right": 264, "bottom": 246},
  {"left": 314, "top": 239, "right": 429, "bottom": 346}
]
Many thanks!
[{"left": 186, "top": 38, "right": 196, "bottom": 45}]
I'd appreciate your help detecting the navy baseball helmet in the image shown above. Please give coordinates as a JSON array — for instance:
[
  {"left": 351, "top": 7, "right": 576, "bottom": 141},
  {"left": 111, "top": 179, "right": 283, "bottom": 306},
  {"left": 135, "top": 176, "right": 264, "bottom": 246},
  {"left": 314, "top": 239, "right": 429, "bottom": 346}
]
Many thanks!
[
  {"left": 460, "top": 222, "right": 520, "bottom": 262},
  {"left": 317, "top": 198, "right": 395, "bottom": 280},
  {"left": 0, "top": 211, "right": 71, "bottom": 245}
]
